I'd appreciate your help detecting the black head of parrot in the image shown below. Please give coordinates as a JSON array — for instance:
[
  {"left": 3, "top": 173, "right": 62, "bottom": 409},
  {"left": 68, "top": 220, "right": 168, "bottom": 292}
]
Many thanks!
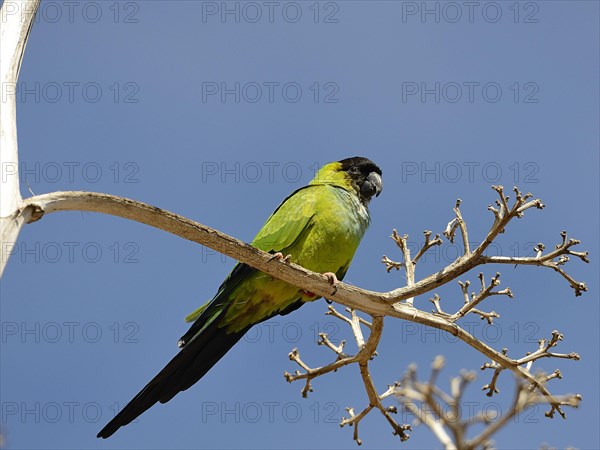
[{"left": 340, "top": 156, "right": 383, "bottom": 205}]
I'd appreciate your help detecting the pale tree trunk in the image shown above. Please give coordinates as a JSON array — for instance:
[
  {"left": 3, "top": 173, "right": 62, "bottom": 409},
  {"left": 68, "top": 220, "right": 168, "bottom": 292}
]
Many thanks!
[{"left": 1, "top": 0, "right": 41, "bottom": 275}]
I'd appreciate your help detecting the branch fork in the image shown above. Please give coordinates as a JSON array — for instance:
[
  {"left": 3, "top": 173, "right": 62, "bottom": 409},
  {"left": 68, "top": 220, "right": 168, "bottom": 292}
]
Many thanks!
[
  {"left": 395, "top": 357, "right": 581, "bottom": 450},
  {"left": 285, "top": 307, "right": 411, "bottom": 445},
  {"left": 479, "top": 331, "right": 581, "bottom": 419}
]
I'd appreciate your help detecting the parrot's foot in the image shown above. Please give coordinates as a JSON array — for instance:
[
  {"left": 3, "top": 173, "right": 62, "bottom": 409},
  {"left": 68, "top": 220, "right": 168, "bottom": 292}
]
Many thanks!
[
  {"left": 323, "top": 272, "right": 339, "bottom": 297},
  {"left": 270, "top": 252, "right": 291, "bottom": 262},
  {"left": 301, "top": 273, "right": 338, "bottom": 301}
]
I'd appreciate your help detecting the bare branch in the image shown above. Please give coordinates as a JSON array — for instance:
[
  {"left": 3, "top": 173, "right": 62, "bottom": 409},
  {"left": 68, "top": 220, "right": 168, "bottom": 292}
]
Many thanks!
[
  {"left": 9, "top": 185, "right": 586, "bottom": 317},
  {"left": 396, "top": 359, "right": 581, "bottom": 450},
  {"left": 450, "top": 273, "right": 513, "bottom": 321},
  {"left": 413, "top": 230, "right": 443, "bottom": 264},
  {"left": 429, "top": 294, "right": 448, "bottom": 316},
  {"left": 478, "top": 331, "right": 581, "bottom": 419},
  {"left": 284, "top": 307, "right": 378, "bottom": 399},
  {"left": 515, "top": 331, "right": 581, "bottom": 367},
  {"left": 390, "top": 230, "right": 416, "bottom": 306},
  {"left": 286, "top": 308, "right": 412, "bottom": 445},
  {"left": 318, "top": 333, "right": 347, "bottom": 360},
  {"left": 386, "top": 229, "right": 442, "bottom": 307},
  {"left": 444, "top": 218, "right": 460, "bottom": 244},
  {"left": 454, "top": 199, "right": 470, "bottom": 254},
  {"left": 470, "top": 308, "right": 500, "bottom": 325},
  {"left": 481, "top": 231, "right": 589, "bottom": 296},
  {"left": 381, "top": 255, "right": 403, "bottom": 272}
]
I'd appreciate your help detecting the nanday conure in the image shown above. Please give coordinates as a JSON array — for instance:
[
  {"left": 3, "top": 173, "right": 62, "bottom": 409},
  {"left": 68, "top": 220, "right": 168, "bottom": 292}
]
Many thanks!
[{"left": 97, "top": 156, "right": 383, "bottom": 438}]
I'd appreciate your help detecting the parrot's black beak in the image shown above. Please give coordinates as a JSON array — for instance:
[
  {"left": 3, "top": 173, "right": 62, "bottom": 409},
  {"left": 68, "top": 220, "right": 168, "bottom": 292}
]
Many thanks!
[
  {"left": 370, "top": 172, "right": 383, "bottom": 197},
  {"left": 360, "top": 172, "right": 383, "bottom": 201}
]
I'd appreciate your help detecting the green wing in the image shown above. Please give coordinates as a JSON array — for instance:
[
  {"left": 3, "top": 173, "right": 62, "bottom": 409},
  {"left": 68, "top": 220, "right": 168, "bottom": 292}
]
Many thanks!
[
  {"left": 185, "top": 186, "right": 317, "bottom": 323},
  {"left": 251, "top": 186, "right": 316, "bottom": 252}
]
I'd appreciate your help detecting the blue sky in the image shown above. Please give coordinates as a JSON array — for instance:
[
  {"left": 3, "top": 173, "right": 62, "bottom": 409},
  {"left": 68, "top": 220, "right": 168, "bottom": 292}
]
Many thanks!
[{"left": 1, "top": 1, "right": 598, "bottom": 449}]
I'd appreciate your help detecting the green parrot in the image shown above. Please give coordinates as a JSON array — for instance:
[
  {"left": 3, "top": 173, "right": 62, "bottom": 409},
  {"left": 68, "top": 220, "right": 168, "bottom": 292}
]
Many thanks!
[{"left": 97, "top": 156, "right": 382, "bottom": 438}]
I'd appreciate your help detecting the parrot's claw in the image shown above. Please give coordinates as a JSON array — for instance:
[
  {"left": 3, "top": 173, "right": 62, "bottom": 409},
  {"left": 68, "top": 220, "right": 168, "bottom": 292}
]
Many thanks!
[
  {"left": 323, "top": 272, "right": 339, "bottom": 296},
  {"left": 270, "top": 252, "right": 291, "bottom": 262}
]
